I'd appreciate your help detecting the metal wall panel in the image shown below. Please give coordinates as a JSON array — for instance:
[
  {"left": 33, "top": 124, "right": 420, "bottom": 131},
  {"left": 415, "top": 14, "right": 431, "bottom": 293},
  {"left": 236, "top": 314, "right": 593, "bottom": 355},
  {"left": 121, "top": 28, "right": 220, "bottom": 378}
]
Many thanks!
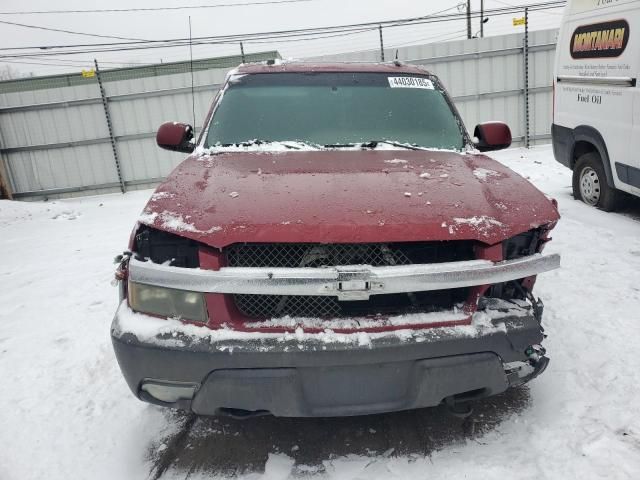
[{"left": 0, "top": 53, "right": 279, "bottom": 199}]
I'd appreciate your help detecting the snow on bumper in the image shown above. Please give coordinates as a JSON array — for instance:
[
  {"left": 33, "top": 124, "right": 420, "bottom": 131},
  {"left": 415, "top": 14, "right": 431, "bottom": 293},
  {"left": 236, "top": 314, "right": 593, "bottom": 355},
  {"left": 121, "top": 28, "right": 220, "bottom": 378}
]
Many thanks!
[
  {"left": 111, "top": 299, "right": 548, "bottom": 417},
  {"left": 127, "top": 253, "right": 560, "bottom": 301}
]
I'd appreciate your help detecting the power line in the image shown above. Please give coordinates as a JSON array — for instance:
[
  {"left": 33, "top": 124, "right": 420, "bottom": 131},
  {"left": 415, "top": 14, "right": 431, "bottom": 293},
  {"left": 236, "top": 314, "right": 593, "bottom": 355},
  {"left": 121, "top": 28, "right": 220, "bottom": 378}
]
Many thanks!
[
  {"left": 0, "top": 4, "right": 461, "bottom": 52},
  {"left": 6, "top": 55, "right": 155, "bottom": 65},
  {"left": 491, "top": 0, "right": 564, "bottom": 15},
  {"left": 0, "top": 1, "right": 565, "bottom": 50},
  {"left": 0, "top": 1, "right": 566, "bottom": 58},
  {"left": 1, "top": 58, "right": 151, "bottom": 68},
  {"left": 241, "top": 27, "right": 379, "bottom": 44},
  {"left": 0, "top": 19, "right": 147, "bottom": 42},
  {"left": 246, "top": 5, "right": 462, "bottom": 45},
  {"left": 387, "top": 28, "right": 469, "bottom": 49},
  {"left": 25, "top": 56, "right": 153, "bottom": 65},
  {"left": 0, "top": 0, "right": 314, "bottom": 15}
]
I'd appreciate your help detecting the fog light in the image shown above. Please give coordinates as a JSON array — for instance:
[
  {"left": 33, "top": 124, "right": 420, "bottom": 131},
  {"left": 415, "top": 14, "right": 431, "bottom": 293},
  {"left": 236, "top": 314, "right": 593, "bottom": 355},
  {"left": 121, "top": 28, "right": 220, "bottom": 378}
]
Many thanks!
[{"left": 141, "top": 380, "right": 199, "bottom": 403}]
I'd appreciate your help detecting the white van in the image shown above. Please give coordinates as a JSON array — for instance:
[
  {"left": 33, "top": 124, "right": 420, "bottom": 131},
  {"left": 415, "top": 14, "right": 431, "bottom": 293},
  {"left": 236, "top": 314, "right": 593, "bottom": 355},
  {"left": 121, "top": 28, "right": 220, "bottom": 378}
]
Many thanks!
[{"left": 553, "top": 0, "right": 639, "bottom": 211}]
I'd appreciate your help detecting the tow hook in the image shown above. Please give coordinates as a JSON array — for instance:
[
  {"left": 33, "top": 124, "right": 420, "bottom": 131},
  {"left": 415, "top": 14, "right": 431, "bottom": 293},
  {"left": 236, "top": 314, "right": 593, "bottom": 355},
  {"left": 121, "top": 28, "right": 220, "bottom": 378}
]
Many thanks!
[
  {"left": 525, "top": 344, "right": 546, "bottom": 363},
  {"left": 523, "top": 344, "right": 550, "bottom": 383}
]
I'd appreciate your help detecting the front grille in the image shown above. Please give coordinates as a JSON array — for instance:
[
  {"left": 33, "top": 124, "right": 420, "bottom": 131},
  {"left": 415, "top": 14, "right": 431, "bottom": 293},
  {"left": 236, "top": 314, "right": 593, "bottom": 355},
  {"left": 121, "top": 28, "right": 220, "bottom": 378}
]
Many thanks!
[
  {"left": 226, "top": 242, "right": 474, "bottom": 319},
  {"left": 225, "top": 242, "right": 473, "bottom": 268},
  {"left": 234, "top": 289, "right": 469, "bottom": 319},
  {"left": 235, "top": 294, "right": 342, "bottom": 318}
]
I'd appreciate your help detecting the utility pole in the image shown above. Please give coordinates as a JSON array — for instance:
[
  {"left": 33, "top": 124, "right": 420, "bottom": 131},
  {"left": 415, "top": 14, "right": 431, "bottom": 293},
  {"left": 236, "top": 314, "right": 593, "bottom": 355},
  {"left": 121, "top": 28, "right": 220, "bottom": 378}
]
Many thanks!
[
  {"left": 480, "top": 0, "right": 485, "bottom": 38},
  {"left": 466, "top": 0, "right": 472, "bottom": 39},
  {"left": 95, "top": 59, "right": 125, "bottom": 193},
  {"left": 524, "top": 7, "right": 530, "bottom": 148}
]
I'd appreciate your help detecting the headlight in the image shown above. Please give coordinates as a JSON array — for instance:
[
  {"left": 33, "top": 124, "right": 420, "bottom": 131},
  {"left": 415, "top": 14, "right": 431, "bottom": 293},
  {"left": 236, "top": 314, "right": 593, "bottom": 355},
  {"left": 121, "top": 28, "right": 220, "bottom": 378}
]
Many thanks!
[
  {"left": 128, "top": 281, "right": 208, "bottom": 323},
  {"left": 503, "top": 229, "right": 541, "bottom": 260}
]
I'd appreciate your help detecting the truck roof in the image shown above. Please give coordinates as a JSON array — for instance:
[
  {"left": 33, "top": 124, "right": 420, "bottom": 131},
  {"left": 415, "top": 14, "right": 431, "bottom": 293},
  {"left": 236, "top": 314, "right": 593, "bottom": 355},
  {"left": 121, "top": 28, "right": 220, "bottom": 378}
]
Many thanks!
[{"left": 233, "top": 61, "right": 432, "bottom": 76}]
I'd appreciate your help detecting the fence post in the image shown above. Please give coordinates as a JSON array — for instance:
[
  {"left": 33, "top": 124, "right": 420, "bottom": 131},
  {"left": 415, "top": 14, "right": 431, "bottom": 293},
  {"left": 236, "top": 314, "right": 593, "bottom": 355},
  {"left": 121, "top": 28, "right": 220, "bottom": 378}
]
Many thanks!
[
  {"left": 378, "top": 25, "right": 385, "bottom": 62},
  {"left": 240, "top": 42, "right": 246, "bottom": 63},
  {"left": 0, "top": 155, "right": 13, "bottom": 199},
  {"left": 94, "top": 59, "right": 125, "bottom": 193},
  {"left": 467, "top": 0, "right": 472, "bottom": 39},
  {"left": 523, "top": 7, "right": 530, "bottom": 148}
]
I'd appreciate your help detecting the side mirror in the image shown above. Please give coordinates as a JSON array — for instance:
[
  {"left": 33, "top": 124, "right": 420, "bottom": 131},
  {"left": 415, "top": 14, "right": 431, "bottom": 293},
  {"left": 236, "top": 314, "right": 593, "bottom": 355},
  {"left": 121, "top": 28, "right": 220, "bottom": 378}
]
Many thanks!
[
  {"left": 473, "top": 122, "right": 512, "bottom": 152},
  {"left": 156, "top": 122, "right": 195, "bottom": 153}
]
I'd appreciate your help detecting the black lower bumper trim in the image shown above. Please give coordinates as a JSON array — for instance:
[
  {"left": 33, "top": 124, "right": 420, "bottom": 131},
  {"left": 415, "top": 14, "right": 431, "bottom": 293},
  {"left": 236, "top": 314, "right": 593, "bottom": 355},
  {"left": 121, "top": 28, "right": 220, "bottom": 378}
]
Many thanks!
[{"left": 111, "top": 305, "right": 546, "bottom": 417}]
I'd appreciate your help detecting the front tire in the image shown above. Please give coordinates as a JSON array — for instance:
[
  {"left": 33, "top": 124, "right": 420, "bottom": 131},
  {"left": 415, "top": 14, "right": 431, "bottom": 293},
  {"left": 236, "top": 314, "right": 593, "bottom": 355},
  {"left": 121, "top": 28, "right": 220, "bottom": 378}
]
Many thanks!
[{"left": 572, "top": 153, "right": 620, "bottom": 211}]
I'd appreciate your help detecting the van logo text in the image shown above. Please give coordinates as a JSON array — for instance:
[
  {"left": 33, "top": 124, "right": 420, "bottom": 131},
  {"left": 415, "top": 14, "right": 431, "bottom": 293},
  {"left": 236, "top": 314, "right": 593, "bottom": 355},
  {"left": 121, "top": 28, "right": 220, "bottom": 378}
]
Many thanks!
[{"left": 570, "top": 19, "right": 629, "bottom": 59}]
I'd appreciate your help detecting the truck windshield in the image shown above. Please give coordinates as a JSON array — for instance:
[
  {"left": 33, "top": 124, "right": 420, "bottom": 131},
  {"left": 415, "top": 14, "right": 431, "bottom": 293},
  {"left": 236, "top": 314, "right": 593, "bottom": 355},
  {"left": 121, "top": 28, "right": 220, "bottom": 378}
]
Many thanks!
[{"left": 205, "top": 72, "right": 466, "bottom": 150}]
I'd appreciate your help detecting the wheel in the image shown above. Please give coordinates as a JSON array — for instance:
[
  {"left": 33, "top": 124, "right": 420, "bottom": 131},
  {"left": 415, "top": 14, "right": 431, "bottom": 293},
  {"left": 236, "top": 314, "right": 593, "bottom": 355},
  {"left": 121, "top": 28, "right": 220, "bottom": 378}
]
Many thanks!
[{"left": 572, "top": 152, "right": 621, "bottom": 211}]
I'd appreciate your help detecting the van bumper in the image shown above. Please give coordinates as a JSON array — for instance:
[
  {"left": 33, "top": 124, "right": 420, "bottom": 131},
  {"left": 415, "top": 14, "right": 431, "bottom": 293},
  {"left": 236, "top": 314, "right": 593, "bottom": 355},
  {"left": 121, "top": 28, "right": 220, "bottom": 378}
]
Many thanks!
[
  {"left": 111, "top": 302, "right": 548, "bottom": 417},
  {"left": 552, "top": 123, "right": 574, "bottom": 169}
]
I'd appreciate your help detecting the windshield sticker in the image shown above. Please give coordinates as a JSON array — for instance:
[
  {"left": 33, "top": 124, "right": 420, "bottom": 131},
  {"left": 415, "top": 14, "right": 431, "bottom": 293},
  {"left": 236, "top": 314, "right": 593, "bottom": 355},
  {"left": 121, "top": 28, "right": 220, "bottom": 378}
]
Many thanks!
[{"left": 388, "top": 77, "right": 434, "bottom": 89}]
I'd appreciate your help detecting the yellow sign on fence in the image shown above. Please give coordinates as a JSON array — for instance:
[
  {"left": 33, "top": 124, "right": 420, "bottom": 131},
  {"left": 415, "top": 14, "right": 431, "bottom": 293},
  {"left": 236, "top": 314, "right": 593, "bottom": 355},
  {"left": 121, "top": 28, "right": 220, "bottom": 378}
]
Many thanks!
[
  {"left": 513, "top": 17, "right": 526, "bottom": 26},
  {"left": 81, "top": 69, "right": 95, "bottom": 78}
]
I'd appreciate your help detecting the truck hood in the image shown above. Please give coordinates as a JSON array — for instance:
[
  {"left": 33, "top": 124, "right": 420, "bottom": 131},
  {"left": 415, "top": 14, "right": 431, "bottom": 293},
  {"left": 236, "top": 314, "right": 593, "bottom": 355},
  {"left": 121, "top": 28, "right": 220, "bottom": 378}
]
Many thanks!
[{"left": 139, "top": 149, "right": 560, "bottom": 248}]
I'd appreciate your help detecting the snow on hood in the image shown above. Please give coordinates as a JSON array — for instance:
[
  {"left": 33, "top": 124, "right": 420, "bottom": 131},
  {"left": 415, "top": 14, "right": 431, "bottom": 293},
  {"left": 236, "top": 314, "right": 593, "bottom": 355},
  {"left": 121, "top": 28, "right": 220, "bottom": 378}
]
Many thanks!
[{"left": 139, "top": 149, "right": 559, "bottom": 248}]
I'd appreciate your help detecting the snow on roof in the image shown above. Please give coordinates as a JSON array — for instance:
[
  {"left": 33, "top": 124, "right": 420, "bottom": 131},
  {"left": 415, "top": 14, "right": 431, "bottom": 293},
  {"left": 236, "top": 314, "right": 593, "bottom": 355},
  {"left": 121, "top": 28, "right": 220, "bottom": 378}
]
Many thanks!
[{"left": 234, "top": 61, "right": 432, "bottom": 76}]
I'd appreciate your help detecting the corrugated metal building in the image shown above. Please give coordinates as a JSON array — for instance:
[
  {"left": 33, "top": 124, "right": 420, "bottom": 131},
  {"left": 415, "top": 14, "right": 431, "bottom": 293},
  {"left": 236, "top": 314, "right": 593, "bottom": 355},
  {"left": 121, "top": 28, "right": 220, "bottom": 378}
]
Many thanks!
[{"left": 0, "top": 52, "right": 280, "bottom": 199}]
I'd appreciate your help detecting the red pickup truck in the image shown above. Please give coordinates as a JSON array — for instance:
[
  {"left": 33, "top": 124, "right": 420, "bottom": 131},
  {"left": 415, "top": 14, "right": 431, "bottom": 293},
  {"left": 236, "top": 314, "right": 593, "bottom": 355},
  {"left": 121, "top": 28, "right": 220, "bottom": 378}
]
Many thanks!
[{"left": 111, "top": 62, "right": 560, "bottom": 418}]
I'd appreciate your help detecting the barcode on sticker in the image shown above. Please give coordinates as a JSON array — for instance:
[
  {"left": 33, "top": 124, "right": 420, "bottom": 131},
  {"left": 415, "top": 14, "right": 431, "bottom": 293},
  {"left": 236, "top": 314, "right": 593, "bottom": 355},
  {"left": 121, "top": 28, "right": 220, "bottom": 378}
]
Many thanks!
[{"left": 388, "top": 77, "right": 434, "bottom": 89}]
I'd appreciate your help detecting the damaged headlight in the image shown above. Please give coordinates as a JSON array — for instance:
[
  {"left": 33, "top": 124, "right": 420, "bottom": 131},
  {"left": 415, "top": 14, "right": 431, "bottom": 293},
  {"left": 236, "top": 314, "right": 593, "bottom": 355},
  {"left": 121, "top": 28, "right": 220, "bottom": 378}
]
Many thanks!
[
  {"left": 503, "top": 229, "right": 541, "bottom": 260},
  {"left": 128, "top": 281, "right": 208, "bottom": 323}
]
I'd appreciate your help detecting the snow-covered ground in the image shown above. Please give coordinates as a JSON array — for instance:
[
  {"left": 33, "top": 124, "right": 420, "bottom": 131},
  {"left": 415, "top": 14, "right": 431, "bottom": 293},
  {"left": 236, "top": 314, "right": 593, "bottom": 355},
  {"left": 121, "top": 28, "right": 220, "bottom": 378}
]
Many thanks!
[{"left": 1, "top": 145, "right": 639, "bottom": 479}]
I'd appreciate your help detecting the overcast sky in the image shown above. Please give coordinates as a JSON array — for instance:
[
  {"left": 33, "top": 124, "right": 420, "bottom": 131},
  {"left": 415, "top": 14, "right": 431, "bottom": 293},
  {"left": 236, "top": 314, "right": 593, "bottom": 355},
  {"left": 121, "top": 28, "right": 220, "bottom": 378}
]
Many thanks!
[{"left": 0, "top": 0, "right": 564, "bottom": 77}]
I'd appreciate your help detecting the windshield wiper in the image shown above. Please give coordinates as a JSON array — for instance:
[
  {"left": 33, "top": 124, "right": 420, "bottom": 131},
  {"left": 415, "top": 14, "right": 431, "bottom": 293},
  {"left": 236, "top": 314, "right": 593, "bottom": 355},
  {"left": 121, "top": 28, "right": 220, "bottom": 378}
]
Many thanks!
[
  {"left": 324, "top": 143, "right": 358, "bottom": 149},
  {"left": 215, "top": 140, "right": 321, "bottom": 150},
  {"left": 278, "top": 140, "right": 324, "bottom": 150},
  {"left": 324, "top": 141, "right": 426, "bottom": 151}
]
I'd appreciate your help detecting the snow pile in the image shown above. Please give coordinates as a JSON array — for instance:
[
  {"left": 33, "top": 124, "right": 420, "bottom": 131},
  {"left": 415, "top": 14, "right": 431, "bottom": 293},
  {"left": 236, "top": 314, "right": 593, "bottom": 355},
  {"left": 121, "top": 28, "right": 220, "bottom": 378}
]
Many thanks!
[
  {"left": 194, "top": 140, "right": 320, "bottom": 155},
  {"left": 452, "top": 215, "right": 505, "bottom": 236},
  {"left": 472, "top": 167, "right": 501, "bottom": 181},
  {"left": 194, "top": 141, "right": 466, "bottom": 156},
  {"left": 149, "top": 191, "right": 175, "bottom": 201},
  {"left": 384, "top": 159, "right": 408, "bottom": 164},
  {"left": 113, "top": 301, "right": 499, "bottom": 350},
  {"left": 0, "top": 199, "right": 79, "bottom": 225},
  {"left": 139, "top": 210, "right": 222, "bottom": 234}
]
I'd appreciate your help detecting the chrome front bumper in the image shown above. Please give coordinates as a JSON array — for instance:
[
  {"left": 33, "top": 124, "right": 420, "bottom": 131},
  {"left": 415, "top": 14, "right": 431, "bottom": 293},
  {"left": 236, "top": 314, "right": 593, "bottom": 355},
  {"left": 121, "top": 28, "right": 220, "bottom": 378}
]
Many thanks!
[{"left": 128, "top": 253, "right": 560, "bottom": 301}]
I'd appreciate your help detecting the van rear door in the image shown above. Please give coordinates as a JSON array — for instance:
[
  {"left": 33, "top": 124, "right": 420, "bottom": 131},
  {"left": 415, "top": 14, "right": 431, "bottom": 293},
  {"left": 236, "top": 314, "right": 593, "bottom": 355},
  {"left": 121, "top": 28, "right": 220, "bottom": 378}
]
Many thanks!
[{"left": 626, "top": 52, "right": 640, "bottom": 194}]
